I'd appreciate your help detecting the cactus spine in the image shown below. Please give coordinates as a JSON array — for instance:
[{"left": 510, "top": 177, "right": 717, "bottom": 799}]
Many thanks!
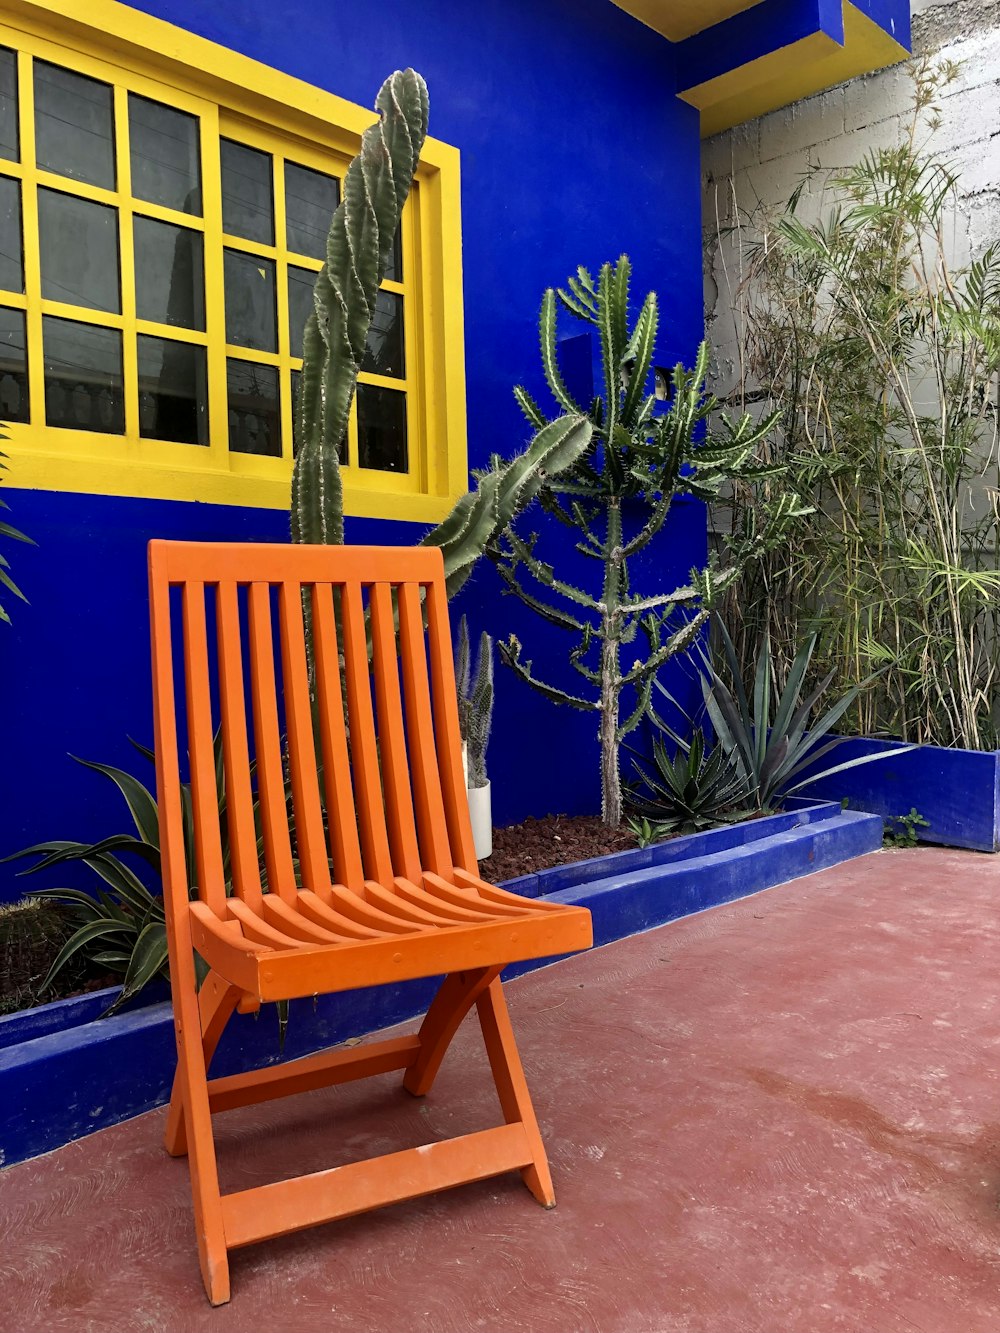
[{"left": 291, "top": 69, "right": 429, "bottom": 545}]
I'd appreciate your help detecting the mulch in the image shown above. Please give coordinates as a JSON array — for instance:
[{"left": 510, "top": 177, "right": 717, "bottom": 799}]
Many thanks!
[{"left": 479, "top": 814, "right": 638, "bottom": 882}]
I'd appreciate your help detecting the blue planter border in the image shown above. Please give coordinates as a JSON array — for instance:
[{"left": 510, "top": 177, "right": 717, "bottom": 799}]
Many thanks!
[
  {"left": 797, "top": 737, "right": 1000, "bottom": 852},
  {"left": 0, "top": 799, "right": 881, "bottom": 1168}
]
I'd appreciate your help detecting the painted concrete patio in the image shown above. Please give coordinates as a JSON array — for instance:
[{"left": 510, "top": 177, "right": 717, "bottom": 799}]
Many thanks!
[{"left": 2, "top": 845, "right": 1000, "bottom": 1332}]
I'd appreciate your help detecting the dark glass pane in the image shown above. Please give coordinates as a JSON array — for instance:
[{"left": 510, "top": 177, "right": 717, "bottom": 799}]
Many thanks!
[
  {"left": 0, "top": 306, "right": 28, "bottom": 422},
  {"left": 0, "top": 48, "right": 18, "bottom": 162},
  {"left": 221, "top": 139, "right": 273, "bottom": 244},
  {"left": 43, "top": 315, "right": 123, "bottom": 433},
  {"left": 224, "top": 248, "right": 275, "bottom": 351},
  {"left": 39, "top": 189, "right": 119, "bottom": 313},
  {"left": 0, "top": 176, "right": 22, "bottom": 293},
  {"left": 134, "top": 216, "right": 204, "bottom": 330},
  {"left": 227, "top": 359, "right": 280, "bottom": 456},
  {"left": 284, "top": 161, "right": 337, "bottom": 260},
  {"left": 287, "top": 265, "right": 316, "bottom": 359},
  {"left": 137, "top": 335, "right": 207, "bottom": 445},
  {"left": 384, "top": 223, "right": 402, "bottom": 282},
  {"left": 129, "top": 94, "right": 201, "bottom": 215},
  {"left": 35, "top": 61, "right": 114, "bottom": 190},
  {"left": 357, "top": 383, "right": 406, "bottom": 473},
  {"left": 361, "top": 290, "right": 404, "bottom": 378}
]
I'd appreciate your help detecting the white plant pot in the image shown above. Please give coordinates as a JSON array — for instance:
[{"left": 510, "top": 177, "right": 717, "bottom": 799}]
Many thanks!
[{"left": 467, "top": 780, "right": 492, "bottom": 861}]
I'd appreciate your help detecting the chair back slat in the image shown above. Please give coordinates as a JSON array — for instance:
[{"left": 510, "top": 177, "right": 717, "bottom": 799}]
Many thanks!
[
  {"left": 215, "top": 581, "right": 263, "bottom": 907},
  {"left": 340, "top": 581, "right": 395, "bottom": 887},
  {"left": 278, "top": 582, "right": 334, "bottom": 895},
  {"left": 397, "top": 582, "right": 452, "bottom": 876},
  {"left": 149, "top": 542, "right": 478, "bottom": 915},
  {"left": 424, "top": 579, "right": 478, "bottom": 872},
  {"left": 311, "top": 583, "right": 366, "bottom": 891},
  {"left": 247, "top": 582, "right": 297, "bottom": 903},
  {"left": 369, "top": 583, "right": 422, "bottom": 884},
  {"left": 181, "top": 582, "right": 227, "bottom": 915}
]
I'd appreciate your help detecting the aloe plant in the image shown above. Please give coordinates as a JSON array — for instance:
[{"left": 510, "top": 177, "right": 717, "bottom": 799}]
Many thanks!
[{"left": 0, "top": 431, "right": 32, "bottom": 623}]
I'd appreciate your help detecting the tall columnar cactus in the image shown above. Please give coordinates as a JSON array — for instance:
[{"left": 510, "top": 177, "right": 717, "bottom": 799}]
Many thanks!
[
  {"left": 493, "top": 257, "right": 805, "bottom": 826},
  {"left": 455, "top": 617, "right": 494, "bottom": 789},
  {"left": 291, "top": 69, "right": 429, "bottom": 545},
  {"left": 289, "top": 70, "right": 594, "bottom": 600}
]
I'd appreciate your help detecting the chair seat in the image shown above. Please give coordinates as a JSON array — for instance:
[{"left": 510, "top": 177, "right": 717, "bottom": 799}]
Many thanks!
[{"left": 189, "top": 870, "right": 592, "bottom": 1003}]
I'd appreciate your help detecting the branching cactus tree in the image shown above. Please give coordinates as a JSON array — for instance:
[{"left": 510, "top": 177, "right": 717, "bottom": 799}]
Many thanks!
[
  {"left": 493, "top": 257, "right": 804, "bottom": 826},
  {"left": 290, "top": 69, "right": 594, "bottom": 603}
]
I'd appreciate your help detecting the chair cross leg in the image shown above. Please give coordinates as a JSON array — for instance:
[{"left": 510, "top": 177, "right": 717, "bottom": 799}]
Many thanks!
[
  {"left": 477, "top": 977, "right": 556, "bottom": 1207},
  {"left": 403, "top": 966, "right": 501, "bottom": 1097},
  {"left": 164, "top": 971, "right": 242, "bottom": 1158}
]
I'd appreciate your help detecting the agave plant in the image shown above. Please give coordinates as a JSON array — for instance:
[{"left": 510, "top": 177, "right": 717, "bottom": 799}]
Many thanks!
[
  {"left": 703, "top": 622, "right": 906, "bottom": 811},
  {"left": 6, "top": 735, "right": 235, "bottom": 1014},
  {"left": 625, "top": 726, "right": 753, "bottom": 832}
]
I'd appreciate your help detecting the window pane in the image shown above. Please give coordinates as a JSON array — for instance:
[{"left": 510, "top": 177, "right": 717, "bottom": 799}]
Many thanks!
[
  {"left": 134, "top": 216, "right": 204, "bottom": 330},
  {"left": 129, "top": 94, "right": 201, "bottom": 215},
  {"left": 224, "top": 249, "right": 276, "bottom": 351},
  {"left": 0, "top": 306, "right": 28, "bottom": 422},
  {"left": 35, "top": 62, "right": 114, "bottom": 190},
  {"left": 287, "top": 265, "right": 316, "bottom": 359},
  {"left": 384, "top": 224, "right": 402, "bottom": 282},
  {"left": 221, "top": 139, "right": 273, "bottom": 245},
  {"left": 357, "top": 383, "right": 407, "bottom": 473},
  {"left": 0, "top": 48, "right": 18, "bottom": 162},
  {"left": 39, "top": 189, "right": 119, "bottom": 313},
  {"left": 284, "top": 161, "right": 338, "bottom": 260},
  {"left": 43, "top": 316, "right": 124, "bottom": 434},
  {"left": 361, "top": 290, "right": 404, "bottom": 379},
  {"left": 138, "top": 335, "right": 207, "bottom": 445},
  {"left": 0, "top": 176, "right": 22, "bottom": 294},
  {"left": 227, "top": 359, "right": 280, "bottom": 456}
]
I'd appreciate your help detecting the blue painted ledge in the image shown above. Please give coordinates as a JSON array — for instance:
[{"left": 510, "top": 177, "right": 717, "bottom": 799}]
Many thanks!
[
  {"left": 796, "top": 737, "right": 1000, "bottom": 852},
  {"left": 0, "top": 800, "right": 881, "bottom": 1167}
]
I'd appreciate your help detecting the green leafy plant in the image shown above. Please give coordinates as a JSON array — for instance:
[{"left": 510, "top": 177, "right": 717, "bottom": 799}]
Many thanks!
[
  {"left": 492, "top": 254, "right": 806, "bottom": 825},
  {"left": 625, "top": 815, "right": 675, "bottom": 850},
  {"left": 625, "top": 725, "right": 753, "bottom": 832},
  {"left": 455, "top": 615, "right": 494, "bottom": 789},
  {"left": 0, "top": 431, "right": 32, "bottom": 622},
  {"left": 883, "top": 808, "right": 930, "bottom": 848},
  {"left": 714, "top": 59, "right": 1000, "bottom": 749},
  {"left": 7, "top": 738, "right": 231, "bottom": 1014},
  {"left": 704, "top": 622, "right": 906, "bottom": 812}
]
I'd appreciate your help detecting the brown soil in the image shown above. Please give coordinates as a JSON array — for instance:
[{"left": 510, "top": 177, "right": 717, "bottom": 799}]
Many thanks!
[{"left": 479, "top": 814, "right": 640, "bottom": 882}]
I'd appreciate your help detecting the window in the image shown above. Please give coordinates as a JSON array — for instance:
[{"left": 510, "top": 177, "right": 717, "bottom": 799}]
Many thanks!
[{"left": 0, "top": 2, "right": 466, "bottom": 520}]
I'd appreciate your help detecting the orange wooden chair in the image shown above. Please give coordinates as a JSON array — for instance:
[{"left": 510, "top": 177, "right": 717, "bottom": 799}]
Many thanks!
[{"left": 148, "top": 540, "right": 593, "bottom": 1305}]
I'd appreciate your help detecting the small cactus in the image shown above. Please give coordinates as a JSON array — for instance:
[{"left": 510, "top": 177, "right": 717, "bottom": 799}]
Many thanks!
[{"left": 455, "top": 617, "right": 493, "bottom": 789}]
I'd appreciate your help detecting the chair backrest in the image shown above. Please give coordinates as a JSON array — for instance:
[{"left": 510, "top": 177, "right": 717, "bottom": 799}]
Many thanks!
[{"left": 148, "top": 541, "right": 477, "bottom": 918}]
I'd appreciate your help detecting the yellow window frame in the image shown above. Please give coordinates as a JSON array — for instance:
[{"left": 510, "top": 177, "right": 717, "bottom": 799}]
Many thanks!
[{"left": 0, "top": 0, "right": 467, "bottom": 522}]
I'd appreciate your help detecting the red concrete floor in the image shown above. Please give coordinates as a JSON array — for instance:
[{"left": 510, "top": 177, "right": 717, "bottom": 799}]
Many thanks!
[{"left": 3, "top": 846, "right": 1000, "bottom": 1332}]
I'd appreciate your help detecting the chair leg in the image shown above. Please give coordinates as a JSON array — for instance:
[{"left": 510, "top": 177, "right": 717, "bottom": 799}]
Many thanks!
[
  {"left": 164, "top": 971, "right": 241, "bottom": 1158},
  {"left": 169, "top": 971, "right": 235, "bottom": 1306},
  {"left": 476, "top": 977, "right": 556, "bottom": 1208},
  {"left": 402, "top": 966, "right": 500, "bottom": 1097}
]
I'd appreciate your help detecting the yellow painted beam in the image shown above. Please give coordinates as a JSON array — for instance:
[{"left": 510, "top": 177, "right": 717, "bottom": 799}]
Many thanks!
[
  {"left": 679, "top": 2, "right": 909, "bottom": 137},
  {"left": 610, "top": 0, "right": 767, "bottom": 41}
]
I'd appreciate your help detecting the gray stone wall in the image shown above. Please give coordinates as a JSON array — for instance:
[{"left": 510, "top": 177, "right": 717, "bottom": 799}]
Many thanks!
[{"left": 703, "top": 0, "right": 1000, "bottom": 399}]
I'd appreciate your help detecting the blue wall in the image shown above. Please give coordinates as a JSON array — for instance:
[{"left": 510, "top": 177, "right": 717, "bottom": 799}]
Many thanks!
[{"left": 0, "top": 0, "right": 705, "bottom": 900}]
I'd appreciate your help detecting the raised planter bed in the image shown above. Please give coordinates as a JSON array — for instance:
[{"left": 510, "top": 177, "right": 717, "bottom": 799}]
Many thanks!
[
  {"left": 796, "top": 737, "right": 1000, "bottom": 852},
  {"left": 0, "top": 799, "right": 881, "bottom": 1168}
]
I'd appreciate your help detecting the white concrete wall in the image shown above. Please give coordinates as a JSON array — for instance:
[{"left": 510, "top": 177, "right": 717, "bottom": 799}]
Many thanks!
[{"left": 703, "top": 0, "right": 1000, "bottom": 399}]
